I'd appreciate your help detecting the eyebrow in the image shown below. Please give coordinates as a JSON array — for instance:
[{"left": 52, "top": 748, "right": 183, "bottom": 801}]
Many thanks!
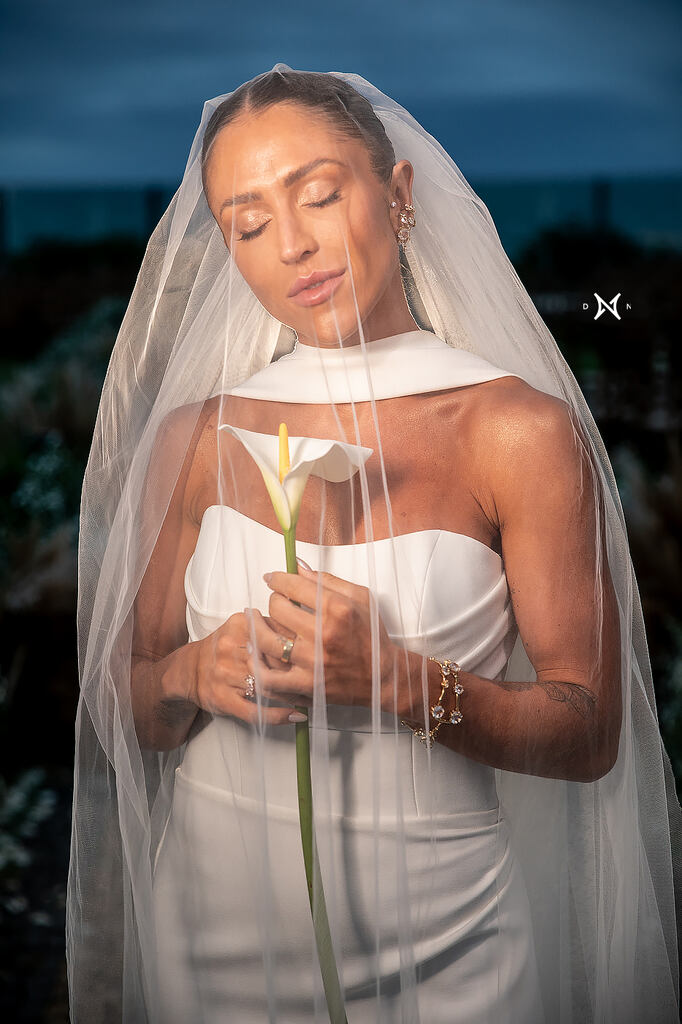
[{"left": 218, "top": 157, "right": 347, "bottom": 215}]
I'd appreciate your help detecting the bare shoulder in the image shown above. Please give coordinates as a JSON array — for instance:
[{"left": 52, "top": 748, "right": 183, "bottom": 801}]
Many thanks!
[
  {"left": 464, "top": 374, "right": 577, "bottom": 460},
  {"left": 152, "top": 396, "right": 224, "bottom": 523},
  {"left": 457, "top": 374, "right": 585, "bottom": 532},
  {"left": 155, "top": 396, "right": 211, "bottom": 437},
  {"left": 153, "top": 396, "right": 220, "bottom": 462}
]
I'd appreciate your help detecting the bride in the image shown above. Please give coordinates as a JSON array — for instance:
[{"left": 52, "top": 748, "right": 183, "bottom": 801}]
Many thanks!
[{"left": 66, "top": 66, "right": 681, "bottom": 1023}]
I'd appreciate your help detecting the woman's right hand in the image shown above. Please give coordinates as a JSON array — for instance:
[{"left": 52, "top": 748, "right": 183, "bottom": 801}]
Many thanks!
[{"left": 188, "top": 611, "right": 304, "bottom": 727}]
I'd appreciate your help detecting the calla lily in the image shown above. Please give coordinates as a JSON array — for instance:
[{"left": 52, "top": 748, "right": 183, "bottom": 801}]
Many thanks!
[
  {"left": 219, "top": 420, "right": 372, "bottom": 1024},
  {"left": 217, "top": 423, "right": 374, "bottom": 533},
  {"left": 218, "top": 425, "right": 372, "bottom": 536}
]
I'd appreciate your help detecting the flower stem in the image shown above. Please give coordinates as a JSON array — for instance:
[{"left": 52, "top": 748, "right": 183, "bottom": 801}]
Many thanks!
[
  {"left": 283, "top": 526, "right": 298, "bottom": 575},
  {"left": 295, "top": 715, "right": 348, "bottom": 1023},
  {"left": 283, "top": 525, "right": 347, "bottom": 1023}
]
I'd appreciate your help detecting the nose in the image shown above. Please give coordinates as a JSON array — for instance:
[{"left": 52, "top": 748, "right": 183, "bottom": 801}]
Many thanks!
[{"left": 277, "top": 207, "right": 319, "bottom": 265}]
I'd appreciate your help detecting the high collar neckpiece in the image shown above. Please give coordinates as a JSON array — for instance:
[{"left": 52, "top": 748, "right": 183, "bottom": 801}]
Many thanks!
[{"left": 229, "top": 329, "right": 523, "bottom": 404}]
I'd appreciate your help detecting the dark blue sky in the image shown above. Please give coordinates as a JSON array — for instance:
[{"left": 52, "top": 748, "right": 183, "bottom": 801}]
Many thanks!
[{"left": 1, "top": 0, "right": 680, "bottom": 185}]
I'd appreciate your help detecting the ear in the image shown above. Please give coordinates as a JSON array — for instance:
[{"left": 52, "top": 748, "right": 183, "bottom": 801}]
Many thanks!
[{"left": 387, "top": 156, "right": 413, "bottom": 208}]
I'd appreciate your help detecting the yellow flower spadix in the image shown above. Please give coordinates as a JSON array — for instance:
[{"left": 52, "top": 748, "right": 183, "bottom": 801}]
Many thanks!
[{"left": 278, "top": 422, "right": 290, "bottom": 483}]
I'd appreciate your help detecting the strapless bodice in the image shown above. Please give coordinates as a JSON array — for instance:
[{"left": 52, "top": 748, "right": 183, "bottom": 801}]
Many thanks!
[
  {"left": 177, "top": 504, "right": 518, "bottom": 819},
  {"left": 185, "top": 505, "right": 517, "bottom": 701}
]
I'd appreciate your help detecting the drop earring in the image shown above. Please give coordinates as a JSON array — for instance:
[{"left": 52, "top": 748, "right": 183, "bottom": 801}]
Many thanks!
[{"left": 391, "top": 200, "right": 416, "bottom": 248}]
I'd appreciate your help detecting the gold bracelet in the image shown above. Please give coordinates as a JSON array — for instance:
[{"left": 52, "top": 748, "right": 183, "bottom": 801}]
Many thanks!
[{"left": 400, "top": 657, "right": 463, "bottom": 748}]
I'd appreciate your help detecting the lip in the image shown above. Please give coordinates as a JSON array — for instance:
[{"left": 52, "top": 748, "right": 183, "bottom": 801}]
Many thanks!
[{"left": 288, "top": 268, "right": 346, "bottom": 305}]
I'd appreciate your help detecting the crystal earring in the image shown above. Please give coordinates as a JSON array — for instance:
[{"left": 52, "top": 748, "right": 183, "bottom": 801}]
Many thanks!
[{"left": 391, "top": 200, "right": 416, "bottom": 248}]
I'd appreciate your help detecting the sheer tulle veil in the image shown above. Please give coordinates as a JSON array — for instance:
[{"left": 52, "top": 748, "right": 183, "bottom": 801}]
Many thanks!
[{"left": 66, "top": 62, "right": 681, "bottom": 1022}]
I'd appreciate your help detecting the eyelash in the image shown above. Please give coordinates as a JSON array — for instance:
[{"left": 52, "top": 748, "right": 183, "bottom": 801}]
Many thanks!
[{"left": 237, "top": 190, "right": 342, "bottom": 242}]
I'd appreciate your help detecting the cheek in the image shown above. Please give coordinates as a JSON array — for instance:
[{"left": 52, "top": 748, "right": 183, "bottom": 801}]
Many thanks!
[
  {"left": 346, "top": 202, "right": 395, "bottom": 292},
  {"left": 228, "top": 242, "right": 271, "bottom": 296},
  {"left": 227, "top": 241, "right": 292, "bottom": 321}
]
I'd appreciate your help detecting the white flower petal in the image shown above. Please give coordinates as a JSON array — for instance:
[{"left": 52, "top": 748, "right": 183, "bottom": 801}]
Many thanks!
[
  {"left": 217, "top": 425, "right": 374, "bottom": 531},
  {"left": 287, "top": 435, "right": 374, "bottom": 482},
  {"left": 261, "top": 474, "right": 292, "bottom": 531},
  {"left": 217, "top": 424, "right": 291, "bottom": 530},
  {"left": 282, "top": 468, "right": 313, "bottom": 528}
]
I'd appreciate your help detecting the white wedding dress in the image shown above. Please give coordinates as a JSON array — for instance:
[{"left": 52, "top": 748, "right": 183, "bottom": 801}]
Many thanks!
[{"left": 151, "top": 331, "right": 546, "bottom": 1023}]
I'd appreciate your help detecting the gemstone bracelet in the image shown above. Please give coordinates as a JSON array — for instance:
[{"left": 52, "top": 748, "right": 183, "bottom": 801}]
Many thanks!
[{"left": 401, "top": 657, "right": 464, "bottom": 748}]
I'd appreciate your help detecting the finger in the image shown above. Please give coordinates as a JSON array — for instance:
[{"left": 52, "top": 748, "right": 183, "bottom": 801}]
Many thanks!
[
  {"left": 263, "top": 613, "right": 296, "bottom": 639},
  {"left": 241, "top": 606, "right": 301, "bottom": 671},
  {"left": 263, "top": 689, "right": 313, "bottom": 709},
  {"left": 270, "top": 565, "right": 366, "bottom": 602},
  {"left": 246, "top": 658, "right": 311, "bottom": 698},
  {"left": 244, "top": 608, "right": 295, "bottom": 666},
  {"left": 278, "top": 692, "right": 313, "bottom": 708},
  {"left": 267, "top": 591, "right": 316, "bottom": 639},
  {"left": 263, "top": 570, "right": 320, "bottom": 608},
  {"left": 237, "top": 697, "right": 308, "bottom": 728},
  {"left": 246, "top": 607, "right": 295, "bottom": 640},
  {"left": 261, "top": 651, "right": 289, "bottom": 671}
]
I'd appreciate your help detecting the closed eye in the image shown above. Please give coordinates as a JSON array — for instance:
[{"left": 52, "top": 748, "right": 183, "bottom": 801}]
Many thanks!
[
  {"left": 238, "top": 190, "right": 342, "bottom": 242},
  {"left": 237, "top": 224, "right": 267, "bottom": 242},
  {"left": 309, "top": 189, "right": 342, "bottom": 209}
]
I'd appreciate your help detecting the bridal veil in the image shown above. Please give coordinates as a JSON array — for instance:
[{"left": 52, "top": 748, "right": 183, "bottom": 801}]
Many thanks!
[{"left": 66, "top": 63, "right": 681, "bottom": 1022}]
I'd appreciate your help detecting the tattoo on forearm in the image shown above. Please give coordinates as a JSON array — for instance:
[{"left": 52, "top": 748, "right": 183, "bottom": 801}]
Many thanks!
[
  {"left": 500, "top": 678, "right": 597, "bottom": 719},
  {"left": 540, "top": 680, "right": 596, "bottom": 719}
]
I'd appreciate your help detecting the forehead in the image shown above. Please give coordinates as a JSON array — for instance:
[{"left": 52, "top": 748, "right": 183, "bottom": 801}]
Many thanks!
[{"left": 206, "top": 102, "right": 369, "bottom": 195}]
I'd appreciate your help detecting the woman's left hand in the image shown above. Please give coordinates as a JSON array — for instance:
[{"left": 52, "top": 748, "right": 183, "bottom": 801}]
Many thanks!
[{"left": 243, "top": 562, "right": 397, "bottom": 710}]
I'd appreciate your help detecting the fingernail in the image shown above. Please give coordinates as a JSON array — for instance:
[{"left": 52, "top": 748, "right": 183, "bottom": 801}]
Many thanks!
[
  {"left": 296, "top": 557, "right": 312, "bottom": 571},
  {"left": 263, "top": 572, "right": 272, "bottom": 583},
  {"left": 288, "top": 712, "right": 307, "bottom": 723}
]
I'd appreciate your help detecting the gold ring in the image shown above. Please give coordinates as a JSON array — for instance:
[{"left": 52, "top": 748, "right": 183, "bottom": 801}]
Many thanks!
[
  {"left": 279, "top": 637, "right": 294, "bottom": 664},
  {"left": 244, "top": 674, "right": 256, "bottom": 699}
]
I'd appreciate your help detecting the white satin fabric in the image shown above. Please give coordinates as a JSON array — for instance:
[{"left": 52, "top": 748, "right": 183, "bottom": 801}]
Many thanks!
[
  {"left": 150, "top": 332, "right": 546, "bottom": 1022},
  {"left": 228, "top": 329, "right": 522, "bottom": 404}
]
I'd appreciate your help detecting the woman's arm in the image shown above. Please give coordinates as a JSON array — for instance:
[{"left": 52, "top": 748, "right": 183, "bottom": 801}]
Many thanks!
[
  {"left": 130, "top": 402, "right": 208, "bottom": 752},
  {"left": 130, "top": 401, "right": 303, "bottom": 751},
  {"left": 399, "top": 384, "right": 622, "bottom": 782}
]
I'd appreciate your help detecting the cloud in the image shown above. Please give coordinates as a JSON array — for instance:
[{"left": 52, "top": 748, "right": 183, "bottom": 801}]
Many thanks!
[{"left": 1, "top": 0, "right": 680, "bottom": 182}]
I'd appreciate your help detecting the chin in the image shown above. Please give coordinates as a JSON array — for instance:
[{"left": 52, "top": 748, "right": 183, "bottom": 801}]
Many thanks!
[{"left": 297, "top": 307, "right": 369, "bottom": 346}]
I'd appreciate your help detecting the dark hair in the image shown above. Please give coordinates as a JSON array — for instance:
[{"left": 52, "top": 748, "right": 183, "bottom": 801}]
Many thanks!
[{"left": 200, "top": 69, "right": 396, "bottom": 197}]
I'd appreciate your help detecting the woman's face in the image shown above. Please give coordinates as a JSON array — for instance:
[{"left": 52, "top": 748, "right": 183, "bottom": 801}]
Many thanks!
[{"left": 204, "top": 101, "right": 415, "bottom": 347}]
